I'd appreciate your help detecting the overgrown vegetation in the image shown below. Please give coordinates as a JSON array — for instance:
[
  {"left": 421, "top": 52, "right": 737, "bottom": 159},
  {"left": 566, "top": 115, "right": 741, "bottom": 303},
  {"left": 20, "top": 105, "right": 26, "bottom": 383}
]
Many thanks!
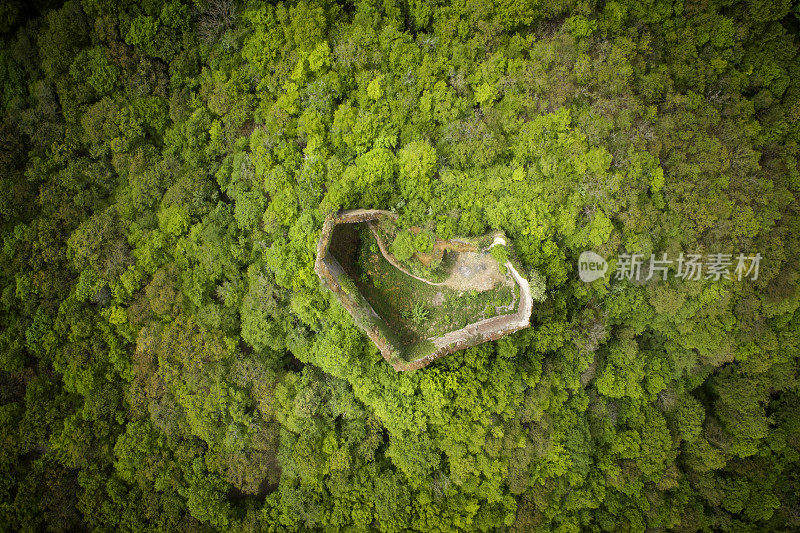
[
  {"left": 378, "top": 217, "right": 454, "bottom": 282},
  {"left": 0, "top": 0, "right": 799, "bottom": 531},
  {"left": 403, "top": 302, "right": 430, "bottom": 325},
  {"left": 337, "top": 223, "right": 515, "bottom": 347}
]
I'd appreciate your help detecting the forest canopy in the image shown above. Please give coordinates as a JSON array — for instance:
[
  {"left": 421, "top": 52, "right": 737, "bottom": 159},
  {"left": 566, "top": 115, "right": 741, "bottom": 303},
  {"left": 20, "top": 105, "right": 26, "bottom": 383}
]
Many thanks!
[{"left": 0, "top": 0, "right": 799, "bottom": 531}]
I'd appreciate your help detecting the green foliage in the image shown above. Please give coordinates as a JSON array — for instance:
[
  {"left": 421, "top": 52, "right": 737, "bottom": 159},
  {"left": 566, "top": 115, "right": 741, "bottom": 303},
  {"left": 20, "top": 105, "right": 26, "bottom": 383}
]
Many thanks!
[
  {"left": 491, "top": 244, "right": 509, "bottom": 273},
  {"left": 0, "top": 0, "right": 798, "bottom": 531},
  {"left": 528, "top": 269, "right": 547, "bottom": 303},
  {"left": 390, "top": 229, "right": 414, "bottom": 262},
  {"left": 397, "top": 140, "right": 436, "bottom": 203},
  {"left": 124, "top": 16, "right": 159, "bottom": 54},
  {"left": 412, "top": 230, "right": 433, "bottom": 254},
  {"left": 402, "top": 302, "right": 430, "bottom": 325}
]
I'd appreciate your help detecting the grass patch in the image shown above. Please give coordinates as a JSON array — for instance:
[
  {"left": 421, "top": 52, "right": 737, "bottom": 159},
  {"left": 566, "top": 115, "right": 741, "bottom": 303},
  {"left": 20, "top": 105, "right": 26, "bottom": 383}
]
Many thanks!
[{"left": 328, "top": 223, "right": 516, "bottom": 359}]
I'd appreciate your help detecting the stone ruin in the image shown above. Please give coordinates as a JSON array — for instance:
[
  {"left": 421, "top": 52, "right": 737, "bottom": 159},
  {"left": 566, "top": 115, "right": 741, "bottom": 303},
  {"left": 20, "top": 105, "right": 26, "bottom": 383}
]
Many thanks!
[{"left": 315, "top": 209, "right": 533, "bottom": 371}]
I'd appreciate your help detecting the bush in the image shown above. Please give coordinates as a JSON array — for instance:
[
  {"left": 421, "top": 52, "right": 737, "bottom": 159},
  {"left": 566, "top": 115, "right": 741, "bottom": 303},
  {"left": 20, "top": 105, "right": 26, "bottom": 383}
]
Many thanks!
[
  {"left": 413, "top": 230, "right": 434, "bottom": 254},
  {"left": 391, "top": 230, "right": 415, "bottom": 262},
  {"left": 528, "top": 269, "right": 547, "bottom": 302}
]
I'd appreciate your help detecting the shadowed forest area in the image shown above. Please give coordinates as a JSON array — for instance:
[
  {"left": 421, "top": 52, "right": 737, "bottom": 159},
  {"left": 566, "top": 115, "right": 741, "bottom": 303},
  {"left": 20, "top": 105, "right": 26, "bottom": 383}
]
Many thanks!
[{"left": 0, "top": 0, "right": 799, "bottom": 531}]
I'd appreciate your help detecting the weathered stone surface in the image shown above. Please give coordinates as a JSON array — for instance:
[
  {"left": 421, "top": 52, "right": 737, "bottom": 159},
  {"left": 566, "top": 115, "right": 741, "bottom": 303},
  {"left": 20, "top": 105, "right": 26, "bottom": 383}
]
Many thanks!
[{"left": 315, "top": 209, "right": 533, "bottom": 371}]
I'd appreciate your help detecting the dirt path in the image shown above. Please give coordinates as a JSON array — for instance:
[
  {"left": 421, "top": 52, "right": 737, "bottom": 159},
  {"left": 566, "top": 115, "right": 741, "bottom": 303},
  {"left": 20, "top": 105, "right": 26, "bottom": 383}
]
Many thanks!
[
  {"left": 366, "top": 222, "right": 510, "bottom": 292},
  {"left": 427, "top": 239, "right": 532, "bottom": 352},
  {"left": 317, "top": 209, "right": 534, "bottom": 371}
]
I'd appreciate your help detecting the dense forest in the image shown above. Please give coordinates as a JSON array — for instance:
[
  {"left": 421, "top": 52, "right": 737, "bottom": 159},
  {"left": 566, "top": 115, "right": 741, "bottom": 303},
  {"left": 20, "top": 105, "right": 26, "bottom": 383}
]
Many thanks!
[{"left": 1, "top": 0, "right": 799, "bottom": 530}]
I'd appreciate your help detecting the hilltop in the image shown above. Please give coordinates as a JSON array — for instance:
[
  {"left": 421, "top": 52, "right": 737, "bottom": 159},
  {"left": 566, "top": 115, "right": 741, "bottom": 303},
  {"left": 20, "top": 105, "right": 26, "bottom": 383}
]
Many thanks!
[{"left": 315, "top": 210, "right": 534, "bottom": 370}]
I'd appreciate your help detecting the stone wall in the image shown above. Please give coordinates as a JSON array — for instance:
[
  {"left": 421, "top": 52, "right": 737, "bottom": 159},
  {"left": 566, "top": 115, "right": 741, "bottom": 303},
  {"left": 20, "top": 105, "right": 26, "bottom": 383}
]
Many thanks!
[{"left": 315, "top": 209, "right": 533, "bottom": 371}]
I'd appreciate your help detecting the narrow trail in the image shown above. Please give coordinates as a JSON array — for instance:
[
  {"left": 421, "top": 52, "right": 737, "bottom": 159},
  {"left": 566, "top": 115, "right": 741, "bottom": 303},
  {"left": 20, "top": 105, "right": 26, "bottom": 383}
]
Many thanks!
[
  {"left": 316, "top": 209, "right": 534, "bottom": 370},
  {"left": 366, "top": 221, "right": 449, "bottom": 287},
  {"left": 366, "top": 221, "right": 512, "bottom": 293}
]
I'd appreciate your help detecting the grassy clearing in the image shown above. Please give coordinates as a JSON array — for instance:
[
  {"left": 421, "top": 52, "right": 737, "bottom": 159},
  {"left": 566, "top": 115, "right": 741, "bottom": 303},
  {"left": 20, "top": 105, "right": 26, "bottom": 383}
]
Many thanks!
[{"left": 336, "top": 224, "right": 514, "bottom": 359}]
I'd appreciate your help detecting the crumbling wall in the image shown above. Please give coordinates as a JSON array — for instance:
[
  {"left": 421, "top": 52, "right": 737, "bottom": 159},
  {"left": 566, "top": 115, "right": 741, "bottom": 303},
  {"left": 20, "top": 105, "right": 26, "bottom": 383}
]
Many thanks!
[{"left": 315, "top": 209, "right": 533, "bottom": 371}]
